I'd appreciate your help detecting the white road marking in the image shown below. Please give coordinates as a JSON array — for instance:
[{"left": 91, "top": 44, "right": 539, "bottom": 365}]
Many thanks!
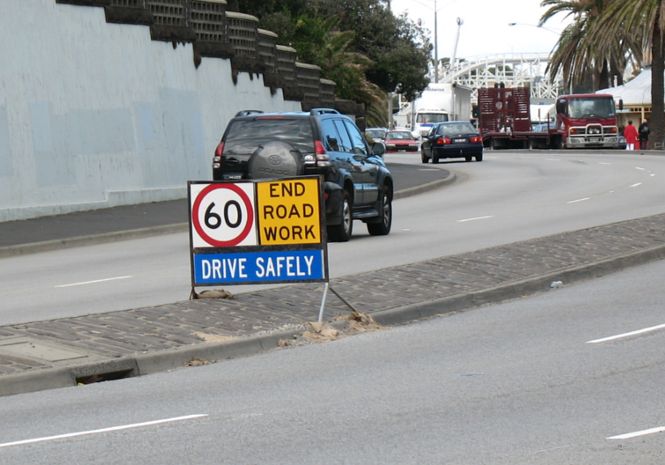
[
  {"left": 0, "top": 414, "right": 208, "bottom": 449},
  {"left": 635, "top": 166, "right": 646, "bottom": 171},
  {"left": 598, "top": 162, "right": 612, "bottom": 165},
  {"left": 607, "top": 426, "right": 665, "bottom": 440},
  {"left": 586, "top": 323, "right": 665, "bottom": 344},
  {"left": 567, "top": 197, "right": 590, "bottom": 204},
  {"left": 54, "top": 275, "right": 133, "bottom": 288},
  {"left": 650, "top": 173, "right": 656, "bottom": 177},
  {"left": 630, "top": 182, "right": 643, "bottom": 188},
  {"left": 457, "top": 215, "right": 493, "bottom": 223}
]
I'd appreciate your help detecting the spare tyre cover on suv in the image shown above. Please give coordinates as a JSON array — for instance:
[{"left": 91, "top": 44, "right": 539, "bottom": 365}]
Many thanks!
[{"left": 247, "top": 141, "right": 305, "bottom": 179}]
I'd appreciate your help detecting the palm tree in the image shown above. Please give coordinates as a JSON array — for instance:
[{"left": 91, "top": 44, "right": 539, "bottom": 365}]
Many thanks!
[
  {"left": 315, "top": 28, "right": 389, "bottom": 126},
  {"left": 591, "top": 1, "right": 665, "bottom": 149},
  {"left": 539, "top": 0, "right": 641, "bottom": 92}
]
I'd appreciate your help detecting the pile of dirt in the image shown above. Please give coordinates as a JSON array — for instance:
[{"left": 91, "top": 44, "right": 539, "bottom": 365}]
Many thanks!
[
  {"left": 193, "top": 289, "right": 233, "bottom": 299},
  {"left": 302, "top": 322, "right": 340, "bottom": 342},
  {"left": 339, "top": 310, "right": 383, "bottom": 333},
  {"left": 299, "top": 311, "right": 384, "bottom": 344}
]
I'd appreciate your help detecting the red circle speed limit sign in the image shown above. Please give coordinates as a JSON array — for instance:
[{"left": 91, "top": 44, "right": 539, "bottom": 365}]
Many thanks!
[{"left": 190, "top": 182, "right": 257, "bottom": 247}]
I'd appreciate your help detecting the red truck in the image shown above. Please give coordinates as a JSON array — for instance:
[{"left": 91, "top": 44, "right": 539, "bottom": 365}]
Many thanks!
[
  {"left": 477, "top": 86, "right": 620, "bottom": 149},
  {"left": 553, "top": 93, "right": 619, "bottom": 149}
]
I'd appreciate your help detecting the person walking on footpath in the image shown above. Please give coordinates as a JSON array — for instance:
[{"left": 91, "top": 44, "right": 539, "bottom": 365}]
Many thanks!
[
  {"left": 639, "top": 119, "right": 650, "bottom": 150},
  {"left": 623, "top": 120, "right": 639, "bottom": 150}
]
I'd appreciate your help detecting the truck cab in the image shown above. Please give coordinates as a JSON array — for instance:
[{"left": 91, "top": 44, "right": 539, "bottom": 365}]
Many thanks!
[
  {"left": 555, "top": 94, "right": 619, "bottom": 149},
  {"left": 412, "top": 110, "right": 449, "bottom": 138}
]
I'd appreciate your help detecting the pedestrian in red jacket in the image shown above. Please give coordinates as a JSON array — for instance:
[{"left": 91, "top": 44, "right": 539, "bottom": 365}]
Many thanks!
[{"left": 623, "top": 120, "right": 639, "bottom": 150}]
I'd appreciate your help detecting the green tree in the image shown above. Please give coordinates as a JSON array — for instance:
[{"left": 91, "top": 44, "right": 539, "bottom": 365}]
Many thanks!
[
  {"left": 307, "top": 1, "right": 430, "bottom": 100},
  {"left": 365, "top": 13, "right": 431, "bottom": 101},
  {"left": 229, "top": 0, "right": 307, "bottom": 19},
  {"left": 241, "top": 0, "right": 430, "bottom": 126}
]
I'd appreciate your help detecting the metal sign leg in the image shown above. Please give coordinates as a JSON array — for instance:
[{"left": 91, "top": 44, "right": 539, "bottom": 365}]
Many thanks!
[
  {"left": 318, "top": 282, "right": 329, "bottom": 323},
  {"left": 318, "top": 284, "right": 359, "bottom": 323}
]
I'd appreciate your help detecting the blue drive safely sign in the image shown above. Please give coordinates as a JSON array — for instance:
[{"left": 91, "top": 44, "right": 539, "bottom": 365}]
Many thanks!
[{"left": 193, "top": 249, "right": 326, "bottom": 285}]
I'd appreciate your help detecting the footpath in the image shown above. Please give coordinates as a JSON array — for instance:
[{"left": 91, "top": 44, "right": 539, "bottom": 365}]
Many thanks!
[{"left": 1, "top": 163, "right": 665, "bottom": 397}]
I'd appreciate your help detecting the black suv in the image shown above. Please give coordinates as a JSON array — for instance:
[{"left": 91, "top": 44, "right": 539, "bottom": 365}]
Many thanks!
[{"left": 212, "top": 109, "right": 393, "bottom": 242}]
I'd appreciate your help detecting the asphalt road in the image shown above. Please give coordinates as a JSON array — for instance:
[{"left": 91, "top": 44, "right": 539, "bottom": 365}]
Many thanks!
[
  {"left": 2, "top": 150, "right": 664, "bottom": 325},
  {"left": 2, "top": 257, "right": 664, "bottom": 464}
]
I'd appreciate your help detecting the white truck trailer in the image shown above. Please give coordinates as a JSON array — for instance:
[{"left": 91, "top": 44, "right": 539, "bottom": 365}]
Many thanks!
[{"left": 398, "top": 83, "right": 473, "bottom": 137}]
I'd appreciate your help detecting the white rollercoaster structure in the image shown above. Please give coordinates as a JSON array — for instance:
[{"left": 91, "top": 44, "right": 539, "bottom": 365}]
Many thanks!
[{"left": 437, "top": 52, "right": 563, "bottom": 101}]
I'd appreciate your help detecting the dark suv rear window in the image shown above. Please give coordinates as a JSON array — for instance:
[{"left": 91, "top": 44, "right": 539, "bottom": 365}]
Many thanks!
[{"left": 224, "top": 118, "right": 315, "bottom": 156}]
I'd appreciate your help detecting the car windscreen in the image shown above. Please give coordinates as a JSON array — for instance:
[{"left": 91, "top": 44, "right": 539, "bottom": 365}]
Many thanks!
[
  {"left": 386, "top": 131, "right": 413, "bottom": 140},
  {"left": 366, "top": 129, "right": 386, "bottom": 139},
  {"left": 223, "top": 118, "right": 315, "bottom": 155},
  {"left": 417, "top": 113, "right": 449, "bottom": 123},
  {"left": 438, "top": 122, "right": 477, "bottom": 136},
  {"left": 567, "top": 98, "right": 615, "bottom": 118}
]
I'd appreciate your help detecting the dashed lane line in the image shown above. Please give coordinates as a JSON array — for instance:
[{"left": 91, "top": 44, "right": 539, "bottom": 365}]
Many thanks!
[
  {"left": 607, "top": 426, "right": 665, "bottom": 440},
  {"left": 0, "top": 414, "right": 209, "bottom": 449},
  {"left": 456, "top": 216, "right": 493, "bottom": 223},
  {"left": 586, "top": 323, "right": 665, "bottom": 344},
  {"left": 54, "top": 275, "right": 133, "bottom": 288},
  {"left": 567, "top": 197, "right": 590, "bottom": 204}
]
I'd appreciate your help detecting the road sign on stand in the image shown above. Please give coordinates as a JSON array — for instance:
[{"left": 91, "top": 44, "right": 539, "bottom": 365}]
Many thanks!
[{"left": 188, "top": 177, "right": 328, "bottom": 287}]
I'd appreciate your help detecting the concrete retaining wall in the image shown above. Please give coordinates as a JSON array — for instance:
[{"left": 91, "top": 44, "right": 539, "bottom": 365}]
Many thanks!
[{"left": 0, "top": 0, "right": 301, "bottom": 221}]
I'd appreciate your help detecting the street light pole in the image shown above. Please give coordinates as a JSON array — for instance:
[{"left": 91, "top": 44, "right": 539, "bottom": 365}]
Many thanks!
[{"left": 434, "top": 0, "right": 438, "bottom": 82}]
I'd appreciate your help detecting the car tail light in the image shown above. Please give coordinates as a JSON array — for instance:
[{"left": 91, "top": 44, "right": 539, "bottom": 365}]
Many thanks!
[
  {"left": 314, "top": 140, "right": 331, "bottom": 166},
  {"left": 470, "top": 135, "right": 482, "bottom": 143},
  {"left": 213, "top": 141, "right": 224, "bottom": 168},
  {"left": 436, "top": 136, "right": 451, "bottom": 145},
  {"left": 214, "top": 141, "right": 224, "bottom": 157}
]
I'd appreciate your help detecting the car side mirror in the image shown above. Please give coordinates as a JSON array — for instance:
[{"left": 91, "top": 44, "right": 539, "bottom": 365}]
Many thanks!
[{"left": 372, "top": 142, "right": 385, "bottom": 157}]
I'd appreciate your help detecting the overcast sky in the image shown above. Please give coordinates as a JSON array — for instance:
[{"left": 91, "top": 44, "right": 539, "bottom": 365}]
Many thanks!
[{"left": 390, "top": 0, "right": 570, "bottom": 59}]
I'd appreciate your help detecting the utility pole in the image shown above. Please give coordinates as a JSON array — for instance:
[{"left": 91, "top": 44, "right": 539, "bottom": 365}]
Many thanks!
[{"left": 434, "top": 0, "right": 438, "bottom": 83}]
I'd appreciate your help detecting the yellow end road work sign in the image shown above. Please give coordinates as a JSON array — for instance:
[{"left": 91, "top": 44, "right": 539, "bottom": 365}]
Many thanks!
[{"left": 256, "top": 178, "right": 321, "bottom": 245}]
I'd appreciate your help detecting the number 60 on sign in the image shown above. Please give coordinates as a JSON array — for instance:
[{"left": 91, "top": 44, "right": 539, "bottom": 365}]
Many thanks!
[{"left": 190, "top": 182, "right": 258, "bottom": 248}]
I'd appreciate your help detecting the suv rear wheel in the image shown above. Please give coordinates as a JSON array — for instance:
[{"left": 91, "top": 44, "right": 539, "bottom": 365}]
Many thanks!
[
  {"left": 327, "top": 190, "right": 353, "bottom": 242},
  {"left": 367, "top": 185, "right": 392, "bottom": 236}
]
